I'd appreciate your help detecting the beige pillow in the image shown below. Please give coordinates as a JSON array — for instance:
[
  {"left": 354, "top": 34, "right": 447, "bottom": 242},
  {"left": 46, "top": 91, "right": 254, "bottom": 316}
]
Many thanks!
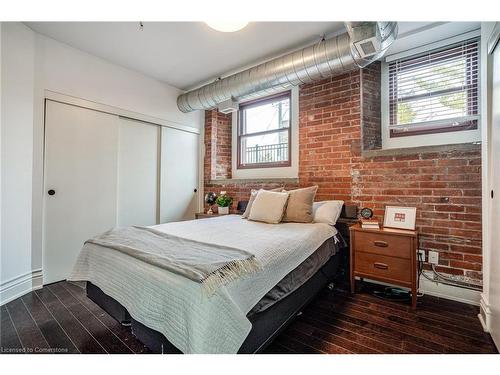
[
  {"left": 248, "top": 190, "right": 289, "bottom": 224},
  {"left": 313, "top": 200, "right": 344, "bottom": 226},
  {"left": 242, "top": 187, "right": 283, "bottom": 218},
  {"left": 282, "top": 186, "right": 318, "bottom": 223}
]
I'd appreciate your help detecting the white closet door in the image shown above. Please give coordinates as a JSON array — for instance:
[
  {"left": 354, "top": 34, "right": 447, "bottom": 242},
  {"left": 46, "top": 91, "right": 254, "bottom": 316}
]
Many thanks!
[
  {"left": 490, "top": 40, "right": 500, "bottom": 348},
  {"left": 160, "top": 127, "right": 199, "bottom": 222},
  {"left": 117, "top": 118, "right": 159, "bottom": 226},
  {"left": 43, "top": 100, "right": 119, "bottom": 284}
]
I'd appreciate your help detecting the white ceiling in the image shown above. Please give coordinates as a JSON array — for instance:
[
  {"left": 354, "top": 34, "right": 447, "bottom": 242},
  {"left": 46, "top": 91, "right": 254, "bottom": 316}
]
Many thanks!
[
  {"left": 26, "top": 22, "right": 345, "bottom": 90},
  {"left": 25, "top": 22, "right": 481, "bottom": 91}
]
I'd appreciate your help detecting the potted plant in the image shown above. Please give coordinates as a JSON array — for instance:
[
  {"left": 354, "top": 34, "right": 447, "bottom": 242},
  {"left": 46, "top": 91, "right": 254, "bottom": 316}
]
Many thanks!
[{"left": 216, "top": 191, "right": 233, "bottom": 215}]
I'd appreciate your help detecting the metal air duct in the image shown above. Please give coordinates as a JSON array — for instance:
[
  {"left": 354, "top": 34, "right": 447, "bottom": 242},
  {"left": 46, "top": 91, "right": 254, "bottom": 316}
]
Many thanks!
[{"left": 177, "top": 22, "right": 398, "bottom": 113}]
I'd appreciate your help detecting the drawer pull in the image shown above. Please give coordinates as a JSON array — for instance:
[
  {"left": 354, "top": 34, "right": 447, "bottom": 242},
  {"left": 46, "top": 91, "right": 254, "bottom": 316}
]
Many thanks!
[
  {"left": 373, "top": 240, "right": 389, "bottom": 247},
  {"left": 373, "top": 262, "right": 389, "bottom": 270}
]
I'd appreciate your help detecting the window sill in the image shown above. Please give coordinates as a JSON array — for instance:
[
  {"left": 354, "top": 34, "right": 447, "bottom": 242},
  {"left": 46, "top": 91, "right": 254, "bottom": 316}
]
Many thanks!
[
  {"left": 208, "top": 177, "right": 299, "bottom": 186},
  {"left": 361, "top": 142, "right": 481, "bottom": 158}
]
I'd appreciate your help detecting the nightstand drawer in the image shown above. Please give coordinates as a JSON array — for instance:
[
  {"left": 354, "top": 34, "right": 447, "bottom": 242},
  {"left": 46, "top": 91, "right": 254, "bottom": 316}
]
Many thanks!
[
  {"left": 355, "top": 252, "right": 412, "bottom": 283},
  {"left": 355, "top": 231, "right": 411, "bottom": 259}
]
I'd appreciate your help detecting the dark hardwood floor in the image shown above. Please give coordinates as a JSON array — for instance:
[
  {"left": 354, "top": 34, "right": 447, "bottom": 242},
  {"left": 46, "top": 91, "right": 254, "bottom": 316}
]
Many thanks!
[{"left": 1, "top": 281, "right": 497, "bottom": 354}]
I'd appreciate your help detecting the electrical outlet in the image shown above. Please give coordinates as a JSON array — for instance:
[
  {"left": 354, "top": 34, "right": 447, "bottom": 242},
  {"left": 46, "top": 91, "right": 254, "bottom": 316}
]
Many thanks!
[
  {"left": 418, "top": 249, "right": 426, "bottom": 262},
  {"left": 428, "top": 251, "right": 439, "bottom": 265}
]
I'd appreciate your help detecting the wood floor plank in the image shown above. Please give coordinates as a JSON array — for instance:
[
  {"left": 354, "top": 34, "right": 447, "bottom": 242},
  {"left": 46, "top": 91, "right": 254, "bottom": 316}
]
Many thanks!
[
  {"left": 62, "top": 282, "right": 149, "bottom": 353},
  {"left": 47, "top": 283, "right": 132, "bottom": 354},
  {"left": 284, "top": 327, "right": 352, "bottom": 354},
  {"left": 312, "top": 301, "right": 451, "bottom": 353},
  {"left": 263, "top": 342, "right": 294, "bottom": 354},
  {"left": 1, "top": 280, "right": 497, "bottom": 355},
  {"left": 5, "top": 298, "right": 50, "bottom": 352},
  {"left": 20, "top": 292, "right": 79, "bottom": 354},
  {"left": 334, "top": 288, "right": 485, "bottom": 330},
  {"left": 34, "top": 288, "right": 106, "bottom": 353},
  {"left": 316, "top": 297, "right": 492, "bottom": 353},
  {"left": 0, "top": 305, "right": 23, "bottom": 352},
  {"left": 293, "top": 320, "right": 381, "bottom": 354},
  {"left": 275, "top": 332, "right": 327, "bottom": 354},
  {"left": 327, "top": 293, "right": 495, "bottom": 348},
  {"left": 308, "top": 306, "right": 438, "bottom": 354},
  {"left": 303, "top": 307, "right": 410, "bottom": 352},
  {"left": 301, "top": 315, "right": 406, "bottom": 354}
]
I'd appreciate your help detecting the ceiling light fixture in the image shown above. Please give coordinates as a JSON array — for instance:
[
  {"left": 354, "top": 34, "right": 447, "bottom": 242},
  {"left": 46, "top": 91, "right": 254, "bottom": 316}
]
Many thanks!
[{"left": 206, "top": 21, "right": 248, "bottom": 33}]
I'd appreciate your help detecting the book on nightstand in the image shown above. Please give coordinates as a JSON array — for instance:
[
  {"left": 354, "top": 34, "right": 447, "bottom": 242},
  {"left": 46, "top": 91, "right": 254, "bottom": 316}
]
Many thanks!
[{"left": 361, "top": 219, "right": 380, "bottom": 229}]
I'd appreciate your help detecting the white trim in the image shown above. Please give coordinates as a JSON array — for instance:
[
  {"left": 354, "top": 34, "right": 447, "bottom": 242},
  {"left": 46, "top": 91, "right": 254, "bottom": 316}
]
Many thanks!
[
  {"left": 231, "top": 86, "right": 299, "bottom": 179},
  {"left": 198, "top": 110, "right": 206, "bottom": 213},
  {"left": 480, "top": 21, "right": 496, "bottom": 338},
  {"left": 385, "top": 29, "right": 481, "bottom": 63},
  {"left": 419, "top": 273, "right": 481, "bottom": 306},
  {"left": 0, "top": 269, "right": 43, "bottom": 306},
  {"left": 478, "top": 293, "right": 492, "bottom": 332},
  {"left": 360, "top": 272, "right": 481, "bottom": 306},
  {"left": 381, "top": 33, "right": 482, "bottom": 150},
  {"left": 45, "top": 90, "right": 200, "bottom": 135}
]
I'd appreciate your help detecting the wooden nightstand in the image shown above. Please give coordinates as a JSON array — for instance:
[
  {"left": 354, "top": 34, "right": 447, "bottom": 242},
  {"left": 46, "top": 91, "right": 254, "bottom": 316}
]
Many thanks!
[
  {"left": 195, "top": 212, "right": 223, "bottom": 219},
  {"left": 349, "top": 223, "right": 418, "bottom": 309}
]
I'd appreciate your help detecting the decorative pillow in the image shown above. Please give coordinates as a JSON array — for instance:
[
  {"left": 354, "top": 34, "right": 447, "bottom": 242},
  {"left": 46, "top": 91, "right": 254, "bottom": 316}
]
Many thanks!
[
  {"left": 248, "top": 190, "right": 289, "bottom": 224},
  {"left": 312, "top": 200, "right": 344, "bottom": 226},
  {"left": 282, "top": 186, "right": 318, "bottom": 223},
  {"left": 242, "top": 187, "right": 283, "bottom": 218}
]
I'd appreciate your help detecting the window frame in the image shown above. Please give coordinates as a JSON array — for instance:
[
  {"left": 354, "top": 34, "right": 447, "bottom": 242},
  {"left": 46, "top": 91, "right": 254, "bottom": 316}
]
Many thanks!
[
  {"left": 236, "top": 91, "right": 292, "bottom": 170},
  {"left": 381, "top": 32, "right": 482, "bottom": 150}
]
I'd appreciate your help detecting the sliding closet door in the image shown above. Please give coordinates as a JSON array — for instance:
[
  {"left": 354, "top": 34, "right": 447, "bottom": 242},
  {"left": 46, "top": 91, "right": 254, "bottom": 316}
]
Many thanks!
[
  {"left": 44, "top": 100, "right": 119, "bottom": 284},
  {"left": 117, "top": 118, "right": 160, "bottom": 226},
  {"left": 160, "top": 127, "right": 199, "bottom": 222}
]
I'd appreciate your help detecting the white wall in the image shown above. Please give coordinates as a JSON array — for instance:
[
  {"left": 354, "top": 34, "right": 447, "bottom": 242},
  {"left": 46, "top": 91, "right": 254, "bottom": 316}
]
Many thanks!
[
  {"left": 31, "top": 32, "right": 203, "bottom": 273},
  {"left": 1, "top": 22, "right": 203, "bottom": 304},
  {"left": 479, "top": 22, "right": 496, "bottom": 332},
  {"left": 0, "top": 22, "right": 36, "bottom": 302}
]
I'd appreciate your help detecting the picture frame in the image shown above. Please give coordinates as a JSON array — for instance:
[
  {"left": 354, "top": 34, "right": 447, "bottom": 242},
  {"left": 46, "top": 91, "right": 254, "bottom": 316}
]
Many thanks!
[{"left": 383, "top": 206, "right": 417, "bottom": 230}]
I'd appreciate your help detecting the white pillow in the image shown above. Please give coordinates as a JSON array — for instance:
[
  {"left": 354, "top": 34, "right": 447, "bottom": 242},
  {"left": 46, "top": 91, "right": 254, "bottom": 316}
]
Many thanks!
[
  {"left": 248, "top": 190, "right": 289, "bottom": 224},
  {"left": 312, "top": 200, "right": 344, "bottom": 226}
]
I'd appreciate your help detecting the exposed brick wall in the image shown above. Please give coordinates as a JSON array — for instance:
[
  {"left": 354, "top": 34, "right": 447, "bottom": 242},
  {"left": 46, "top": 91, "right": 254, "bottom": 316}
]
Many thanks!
[
  {"left": 361, "top": 62, "right": 382, "bottom": 150},
  {"left": 203, "top": 69, "right": 483, "bottom": 286},
  {"left": 351, "top": 149, "right": 482, "bottom": 282},
  {"left": 204, "top": 110, "right": 232, "bottom": 181}
]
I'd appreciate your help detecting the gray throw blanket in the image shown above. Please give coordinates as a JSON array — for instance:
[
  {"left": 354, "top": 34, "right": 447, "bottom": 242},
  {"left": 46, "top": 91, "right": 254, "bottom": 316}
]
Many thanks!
[{"left": 85, "top": 226, "right": 260, "bottom": 295}]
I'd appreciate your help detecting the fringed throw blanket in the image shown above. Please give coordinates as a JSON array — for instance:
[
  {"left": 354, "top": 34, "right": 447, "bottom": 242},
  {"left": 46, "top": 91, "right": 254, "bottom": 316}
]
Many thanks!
[{"left": 85, "top": 226, "right": 260, "bottom": 295}]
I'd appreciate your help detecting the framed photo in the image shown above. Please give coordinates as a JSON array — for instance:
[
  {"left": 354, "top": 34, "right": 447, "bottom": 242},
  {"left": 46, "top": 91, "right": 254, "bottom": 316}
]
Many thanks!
[{"left": 383, "top": 206, "right": 417, "bottom": 230}]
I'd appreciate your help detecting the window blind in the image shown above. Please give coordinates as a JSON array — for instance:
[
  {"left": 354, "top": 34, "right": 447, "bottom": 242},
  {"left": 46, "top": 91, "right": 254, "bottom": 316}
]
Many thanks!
[{"left": 388, "top": 38, "right": 479, "bottom": 137}]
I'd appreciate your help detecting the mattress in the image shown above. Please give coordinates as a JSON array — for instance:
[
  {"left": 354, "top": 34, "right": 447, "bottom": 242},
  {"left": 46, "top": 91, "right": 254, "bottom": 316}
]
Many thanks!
[
  {"left": 69, "top": 215, "right": 338, "bottom": 353},
  {"left": 248, "top": 236, "right": 340, "bottom": 316}
]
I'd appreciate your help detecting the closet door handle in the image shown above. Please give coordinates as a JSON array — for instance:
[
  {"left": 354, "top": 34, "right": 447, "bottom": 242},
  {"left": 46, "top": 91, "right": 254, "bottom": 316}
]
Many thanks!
[
  {"left": 48, "top": 189, "right": 56, "bottom": 196},
  {"left": 374, "top": 262, "right": 389, "bottom": 270},
  {"left": 373, "top": 240, "right": 388, "bottom": 247},
  {"left": 194, "top": 188, "right": 197, "bottom": 193}
]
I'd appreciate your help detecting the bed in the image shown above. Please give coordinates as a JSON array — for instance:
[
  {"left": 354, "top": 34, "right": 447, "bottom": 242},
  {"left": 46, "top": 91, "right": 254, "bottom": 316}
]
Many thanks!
[{"left": 69, "top": 214, "right": 346, "bottom": 354}]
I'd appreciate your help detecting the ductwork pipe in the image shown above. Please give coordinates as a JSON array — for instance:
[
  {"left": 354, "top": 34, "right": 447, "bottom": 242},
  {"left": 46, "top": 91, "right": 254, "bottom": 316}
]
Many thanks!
[{"left": 177, "top": 22, "right": 398, "bottom": 113}]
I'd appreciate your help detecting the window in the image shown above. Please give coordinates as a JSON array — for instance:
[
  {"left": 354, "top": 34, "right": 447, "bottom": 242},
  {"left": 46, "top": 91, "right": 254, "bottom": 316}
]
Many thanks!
[
  {"left": 237, "top": 92, "right": 291, "bottom": 169},
  {"left": 387, "top": 38, "right": 479, "bottom": 138}
]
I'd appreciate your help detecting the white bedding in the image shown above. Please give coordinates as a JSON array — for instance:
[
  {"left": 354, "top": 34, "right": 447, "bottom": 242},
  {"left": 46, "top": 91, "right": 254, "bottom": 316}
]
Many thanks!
[{"left": 68, "top": 215, "right": 337, "bottom": 353}]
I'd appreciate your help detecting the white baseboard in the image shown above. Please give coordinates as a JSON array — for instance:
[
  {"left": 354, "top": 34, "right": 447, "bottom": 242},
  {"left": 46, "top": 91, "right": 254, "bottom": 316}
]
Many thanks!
[
  {"left": 0, "top": 269, "right": 43, "bottom": 306},
  {"left": 359, "top": 273, "right": 481, "bottom": 306},
  {"left": 478, "top": 293, "right": 492, "bottom": 332},
  {"left": 419, "top": 275, "right": 481, "bottom": 306}
]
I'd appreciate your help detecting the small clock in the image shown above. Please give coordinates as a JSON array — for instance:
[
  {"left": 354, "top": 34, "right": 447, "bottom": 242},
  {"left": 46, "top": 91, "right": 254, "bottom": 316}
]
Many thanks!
[{"left": 360, "top": 207, "right": 373, "bottom": 219}]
